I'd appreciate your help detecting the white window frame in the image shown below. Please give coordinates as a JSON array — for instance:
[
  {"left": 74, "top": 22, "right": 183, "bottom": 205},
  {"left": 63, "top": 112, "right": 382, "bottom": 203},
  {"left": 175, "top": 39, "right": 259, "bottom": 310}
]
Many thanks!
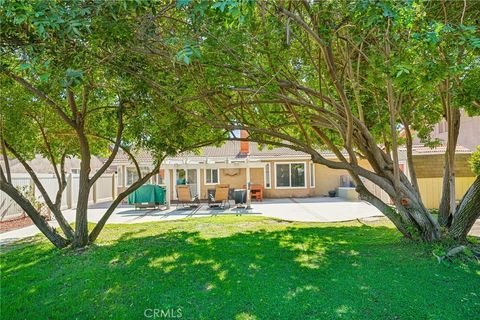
[
  {"left": 125, "top": 166, "right": 152, "bottom": 187},
  {"left": 204, "top": 168, "right": 220, "bottom": 185},
  {"left": 274, "top": 162, "right": 307, "bottom": 189},
  {"left": 310, "top": 162, "right": 315, "bottom": 188},
  {"left": 173, "top": 168, "right": 200, "bottom": 200},
  {"left": 264, "top": 163, "right": 271, "bottom": 189}
]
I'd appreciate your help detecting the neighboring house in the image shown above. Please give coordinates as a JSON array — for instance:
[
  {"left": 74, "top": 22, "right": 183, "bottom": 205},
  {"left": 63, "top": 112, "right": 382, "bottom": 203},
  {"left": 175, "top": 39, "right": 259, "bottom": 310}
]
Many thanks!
[
  {"left": 412, "top": 109, "right": 480, "bottom": 150},
  {"left": 0, "top": 154, "right": 106, "bottom": 174}
]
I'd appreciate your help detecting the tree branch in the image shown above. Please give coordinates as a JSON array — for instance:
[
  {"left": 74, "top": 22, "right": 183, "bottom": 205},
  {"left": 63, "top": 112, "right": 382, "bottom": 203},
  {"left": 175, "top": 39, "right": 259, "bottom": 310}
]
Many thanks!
[
  {"left": 3, "top": 70, "right": 75, "bottom": 127},
  {"left": 89, "top": 104, "right": 124, "bottom": 186},
  {"left": 4, "top": 142, "right": 74, "bottom": 239}
]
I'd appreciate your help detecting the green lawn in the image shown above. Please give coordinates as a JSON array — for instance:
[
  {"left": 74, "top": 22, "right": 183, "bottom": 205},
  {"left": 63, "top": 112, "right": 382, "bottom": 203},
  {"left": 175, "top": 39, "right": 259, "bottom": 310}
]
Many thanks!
[{"left": 1, "top": 217, "right": 479, "bottom": 320}]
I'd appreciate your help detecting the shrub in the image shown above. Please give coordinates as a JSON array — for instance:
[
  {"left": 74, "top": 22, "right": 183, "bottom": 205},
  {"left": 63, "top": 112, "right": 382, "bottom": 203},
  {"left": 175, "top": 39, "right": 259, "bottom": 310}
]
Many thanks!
[{"left": 469, "top": 146, "right": 480, "bottom": 176}]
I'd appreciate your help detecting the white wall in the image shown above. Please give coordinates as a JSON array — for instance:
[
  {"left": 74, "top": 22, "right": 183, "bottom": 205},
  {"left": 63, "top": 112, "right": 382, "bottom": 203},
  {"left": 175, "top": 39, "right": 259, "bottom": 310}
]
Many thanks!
[{"left": 0, "top": 173, "right": 116, "bottom": 221}]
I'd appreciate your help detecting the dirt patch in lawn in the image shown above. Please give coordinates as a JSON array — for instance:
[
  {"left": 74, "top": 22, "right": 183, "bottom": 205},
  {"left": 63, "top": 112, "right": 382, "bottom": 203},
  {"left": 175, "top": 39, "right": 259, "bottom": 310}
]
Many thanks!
[{"left": 0, "top": 216, "right": 33, "bottom": 233}]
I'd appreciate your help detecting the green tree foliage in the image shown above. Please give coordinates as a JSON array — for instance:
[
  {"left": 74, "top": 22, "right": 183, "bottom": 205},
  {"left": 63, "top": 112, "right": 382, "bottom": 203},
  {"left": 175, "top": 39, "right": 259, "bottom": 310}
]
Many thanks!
[
  {"left": 469, "top": 147, "right": 480, "bottom": 176},
  {"left": 1, "top": 0, "right": 478, "bottom": 246},
  {"left": 0, "top": 0, "right": 225, "bottom": 248},
  {"left": 155, "top": 0, "right": 480, "bottom": 241}
]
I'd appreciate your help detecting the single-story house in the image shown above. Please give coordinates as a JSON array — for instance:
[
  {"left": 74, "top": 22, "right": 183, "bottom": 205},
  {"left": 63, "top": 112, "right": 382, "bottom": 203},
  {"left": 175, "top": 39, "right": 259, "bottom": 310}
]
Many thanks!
[
  {"left": 111, "top": 135, "right": 476, "bottom": 208},
  {"left": 113, "top": 139, "right": 357, "bottom": 201}
]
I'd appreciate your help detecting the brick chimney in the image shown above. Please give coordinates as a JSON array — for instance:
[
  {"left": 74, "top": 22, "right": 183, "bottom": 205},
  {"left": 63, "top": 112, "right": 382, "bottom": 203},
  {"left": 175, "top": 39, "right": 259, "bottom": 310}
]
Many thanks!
[{"left": 240, "top": 130, "right": 249, "bottom": 155}]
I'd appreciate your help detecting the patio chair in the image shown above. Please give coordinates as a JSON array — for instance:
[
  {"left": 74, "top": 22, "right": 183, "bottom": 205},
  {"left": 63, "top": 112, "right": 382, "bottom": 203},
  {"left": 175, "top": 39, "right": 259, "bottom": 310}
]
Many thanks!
[
  {"left": 208, "top": 184, "right": 230, "bottom": 209},
  {"left": 176, "top": 185, "right": 200, "bottom": 208}
]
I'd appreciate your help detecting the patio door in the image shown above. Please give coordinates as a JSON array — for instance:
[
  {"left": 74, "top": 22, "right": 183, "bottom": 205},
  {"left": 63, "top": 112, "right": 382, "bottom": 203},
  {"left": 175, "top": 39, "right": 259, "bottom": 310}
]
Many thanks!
[{"left": 176, "top": 169, "right": 199, "bottom": 197}]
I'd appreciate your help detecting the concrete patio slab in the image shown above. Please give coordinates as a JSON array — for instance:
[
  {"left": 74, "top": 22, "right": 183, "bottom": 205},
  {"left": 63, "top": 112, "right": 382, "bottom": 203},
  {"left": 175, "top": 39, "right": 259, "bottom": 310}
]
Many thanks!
[
  {"left": 0, "top": 197, "right": 384, "bottom": 245},
  {"left": 1, "top": 197, "right": 479, "bottom": 246}
]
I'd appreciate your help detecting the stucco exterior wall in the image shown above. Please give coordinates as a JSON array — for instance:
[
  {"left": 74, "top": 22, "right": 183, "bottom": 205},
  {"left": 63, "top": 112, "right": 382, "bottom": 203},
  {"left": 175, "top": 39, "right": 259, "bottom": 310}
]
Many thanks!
[
  {"left": 414, "top": 111, "right": 480, "bottom": 150},
  {"left": 312, "top": 164, "right": 348, "bottom": 197},
  {"left": 250, "top": 168, "right": 264, "bottom": 186},
  {"left": 262, "top": 160, "right": 313, "bottom": 198},
  {"left": 199, "top": 168, "right": 252, "bottom": 199},
  {"left": 219, "top": 168, "right": 246, "bottom": 189}
]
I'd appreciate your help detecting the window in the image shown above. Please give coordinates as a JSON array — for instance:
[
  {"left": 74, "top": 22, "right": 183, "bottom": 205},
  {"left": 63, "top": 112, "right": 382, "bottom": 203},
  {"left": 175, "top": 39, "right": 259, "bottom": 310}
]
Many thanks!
[
  {"left": 205, "top": 168, "right": 219, "bottom": 184},
  {"left": 275, "top": 163, "right": 306, "bottom": 188},
  {"left": 264, "top": 163, "right": 271, "bottom": 189},
  {"left": 126, "top": 166, "right": 151, "bottom": 186},
  {"left": 310, "top": 162, "right": 315, "bottom": 187}
]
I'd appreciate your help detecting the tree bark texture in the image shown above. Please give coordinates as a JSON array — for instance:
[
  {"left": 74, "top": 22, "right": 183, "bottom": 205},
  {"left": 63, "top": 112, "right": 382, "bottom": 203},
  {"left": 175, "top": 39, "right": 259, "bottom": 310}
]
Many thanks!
[
  {"left": 439, "top": 107, "right": 461, "bottom": 227},
  {"left": 449, "top": 176, "right": 480, "bottom": 241}
]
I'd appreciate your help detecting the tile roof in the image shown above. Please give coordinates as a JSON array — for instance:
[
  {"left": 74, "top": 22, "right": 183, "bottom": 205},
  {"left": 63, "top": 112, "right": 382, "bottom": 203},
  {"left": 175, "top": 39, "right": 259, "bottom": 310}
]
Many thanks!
[
  {"left": 112, "top": 141, "right": 317, "bottom": 164},
  {"left": 111, "top": 142, "right": 473, "bottom": 165},
  {"left": 398, "top": 144, "right": 472, "bottom": 155}
]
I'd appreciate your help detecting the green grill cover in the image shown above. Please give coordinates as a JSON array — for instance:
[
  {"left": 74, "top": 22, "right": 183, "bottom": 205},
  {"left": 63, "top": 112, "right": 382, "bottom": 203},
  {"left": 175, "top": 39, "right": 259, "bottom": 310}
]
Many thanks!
[{"left": 128, "top": 184, "right": 166, "bottom": 204}]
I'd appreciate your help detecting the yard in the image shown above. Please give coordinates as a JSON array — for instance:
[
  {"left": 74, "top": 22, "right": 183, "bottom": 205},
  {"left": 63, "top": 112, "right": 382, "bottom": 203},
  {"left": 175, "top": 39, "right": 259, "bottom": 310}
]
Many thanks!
[{"left": 1, "top": 217, "right": 479, "bottom": 320}]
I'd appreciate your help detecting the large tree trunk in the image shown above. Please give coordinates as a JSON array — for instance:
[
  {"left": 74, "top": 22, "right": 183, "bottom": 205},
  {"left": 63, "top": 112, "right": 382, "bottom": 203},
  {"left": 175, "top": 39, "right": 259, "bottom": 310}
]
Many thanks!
[
  {"left": 1, "top": 138, "right": 11, "bottom": 183},
  {"left": 89, "top": 164, "right": 161, "bottom": 243},
  {"left": 0, "top": 180, "right": 69, "bottom": 248},
  {"left": 72, "top": 162, "right": 90, "bottom": 248},
  {"left": 439, "top": 107, "right": 461, "bottom": 227},
  {"left": 72, "top": 132, "right": 91, "bottom": 248},
  {"left": 356, "top": 182, "right": 442, "bottom": 242},
  {"left": 356, "top": 186, "right": 412, "bottom": 238},
  {"left": 394, "top": 197, "right": 441, "bottom": 242},
  {"left": 449, "top": 176, "right": 480, "bottom": 241}
]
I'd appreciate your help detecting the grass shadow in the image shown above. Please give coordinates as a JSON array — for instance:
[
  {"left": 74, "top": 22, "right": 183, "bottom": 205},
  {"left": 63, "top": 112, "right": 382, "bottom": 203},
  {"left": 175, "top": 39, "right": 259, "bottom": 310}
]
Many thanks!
[{"left": 1, "top": 217, "right": 479, "bottom": 320}]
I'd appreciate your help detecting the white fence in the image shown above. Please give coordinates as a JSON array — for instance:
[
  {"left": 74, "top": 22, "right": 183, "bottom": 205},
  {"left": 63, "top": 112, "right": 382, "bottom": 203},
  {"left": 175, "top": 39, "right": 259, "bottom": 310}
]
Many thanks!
[
  {"left": 0, "top": 173, "right": 117, "bottom": 221},
  {"left": 0, "top": 176, "right": 31, "bottom": 221}
]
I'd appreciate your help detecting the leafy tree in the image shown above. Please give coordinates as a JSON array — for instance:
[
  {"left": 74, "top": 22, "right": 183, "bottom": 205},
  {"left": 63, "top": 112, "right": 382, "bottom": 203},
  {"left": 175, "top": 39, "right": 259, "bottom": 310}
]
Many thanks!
[
  {"left": 469, "top": 147, "right": 480, "bottom": 176},
  {"left": 0, "top": 0, "right": 224, "bottom": 248},
  {"left": 158, "top": 0, "right": 480, "bottom": 242}
]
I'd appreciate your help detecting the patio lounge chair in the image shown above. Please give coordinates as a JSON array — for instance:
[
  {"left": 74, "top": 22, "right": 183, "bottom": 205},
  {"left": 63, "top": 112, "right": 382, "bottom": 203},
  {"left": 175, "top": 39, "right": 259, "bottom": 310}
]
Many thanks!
[
  {"left": 176, "top": 185, "right": 200, "bottom": 208},
  {"left": 208, "top": 184, "right": 230, "bottom": 209}
]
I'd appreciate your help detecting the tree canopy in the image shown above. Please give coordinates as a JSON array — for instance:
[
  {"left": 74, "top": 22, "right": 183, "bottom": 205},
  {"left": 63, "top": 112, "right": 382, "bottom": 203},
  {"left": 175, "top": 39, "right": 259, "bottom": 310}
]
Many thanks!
[
  {"left": 155, "top": 0, "right": 479, "bottom": 241},
  {"left": 0, "top": 0, "right": 226, "bottom": 248},
  {"left": 1, "top": 0, "right": 479, "bottom": 247}
]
